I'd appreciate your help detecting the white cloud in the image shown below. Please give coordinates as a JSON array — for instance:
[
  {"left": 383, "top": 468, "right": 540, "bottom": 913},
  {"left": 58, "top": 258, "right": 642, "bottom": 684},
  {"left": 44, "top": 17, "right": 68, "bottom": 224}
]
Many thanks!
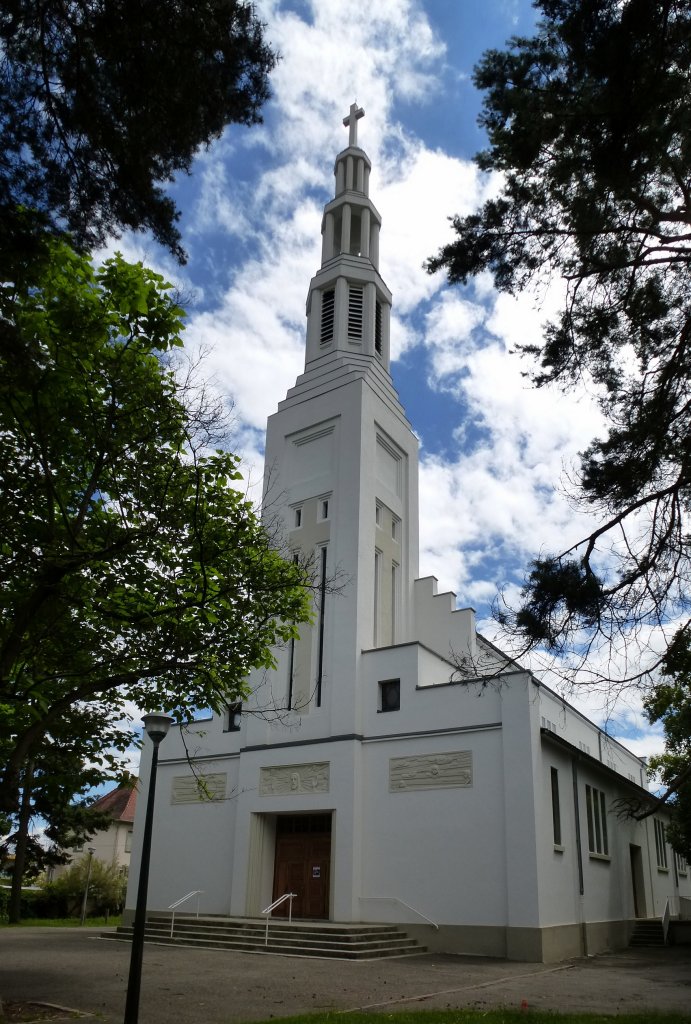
[
  {"left": 178, "top": 0, "right": 467, "bottom": 446},
  {"left": 377, "top": 146, "right": 485, "bottom": 314}
]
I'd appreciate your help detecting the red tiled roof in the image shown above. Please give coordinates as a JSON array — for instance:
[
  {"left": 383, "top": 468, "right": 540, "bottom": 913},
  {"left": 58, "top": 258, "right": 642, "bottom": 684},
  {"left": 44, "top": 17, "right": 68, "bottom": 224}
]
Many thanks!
[{"left": 90, "top": 781, "right": 138, "bottom": 823}]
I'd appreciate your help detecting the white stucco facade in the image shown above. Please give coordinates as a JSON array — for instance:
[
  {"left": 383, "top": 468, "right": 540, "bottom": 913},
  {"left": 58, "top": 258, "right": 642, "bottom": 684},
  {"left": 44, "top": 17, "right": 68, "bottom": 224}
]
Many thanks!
[{"left": 127, "top": 108, "right": 690, "bottom": 961}]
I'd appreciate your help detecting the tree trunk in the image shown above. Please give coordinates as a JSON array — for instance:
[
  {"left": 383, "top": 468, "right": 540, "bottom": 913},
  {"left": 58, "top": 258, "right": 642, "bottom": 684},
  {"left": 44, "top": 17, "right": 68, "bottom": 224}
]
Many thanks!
[{"left": 8, "top": 761, "right": 34, "bottom": 924}]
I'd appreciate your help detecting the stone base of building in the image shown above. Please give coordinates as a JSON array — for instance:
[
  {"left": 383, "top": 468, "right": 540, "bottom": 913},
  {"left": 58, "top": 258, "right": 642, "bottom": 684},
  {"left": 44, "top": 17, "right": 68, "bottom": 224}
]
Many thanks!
[
  {"left": 120, "top": 909, "right": 637, "bottom": 962},
  {"left": 405, "top": 919, "right": 636, "bottom": 963}
]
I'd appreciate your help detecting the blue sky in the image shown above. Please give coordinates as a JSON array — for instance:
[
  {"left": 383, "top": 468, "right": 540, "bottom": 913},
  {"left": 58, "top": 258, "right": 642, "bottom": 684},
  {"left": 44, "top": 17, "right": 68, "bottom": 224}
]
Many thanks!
[{"left": 106, "top": 0, "right": 667, "bottom": 760}]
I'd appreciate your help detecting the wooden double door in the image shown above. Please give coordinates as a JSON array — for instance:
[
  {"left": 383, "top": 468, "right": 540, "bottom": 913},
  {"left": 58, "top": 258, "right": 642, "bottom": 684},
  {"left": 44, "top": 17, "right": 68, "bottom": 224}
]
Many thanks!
[{"left": 272, "top": 814, "right": 331, "bottom": 919}]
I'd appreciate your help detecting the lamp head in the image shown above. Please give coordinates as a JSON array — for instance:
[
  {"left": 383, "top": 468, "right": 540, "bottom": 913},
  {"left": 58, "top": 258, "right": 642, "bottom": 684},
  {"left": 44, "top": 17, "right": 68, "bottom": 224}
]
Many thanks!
[{"left": 142, "top": 712, "right": 173, "bottom": 745}]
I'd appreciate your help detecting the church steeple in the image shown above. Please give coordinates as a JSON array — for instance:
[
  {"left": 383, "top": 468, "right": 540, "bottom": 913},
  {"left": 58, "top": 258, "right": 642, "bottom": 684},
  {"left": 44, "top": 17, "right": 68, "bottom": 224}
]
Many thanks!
[
  {"left": 304, "top": 103, "right": 392, "bottom": 371},
  {"left": 267, "top": 104, "right": 419, "bottom": 712}
]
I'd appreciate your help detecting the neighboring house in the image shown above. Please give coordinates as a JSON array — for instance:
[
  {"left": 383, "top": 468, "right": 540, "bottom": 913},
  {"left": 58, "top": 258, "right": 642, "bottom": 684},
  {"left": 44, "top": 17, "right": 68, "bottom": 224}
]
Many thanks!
[
  {"left": 50, "top": 781, "right": 137, "bottom": 880},
  {"left": 127, "top": 106, "right": 691, "bottom": 962}
]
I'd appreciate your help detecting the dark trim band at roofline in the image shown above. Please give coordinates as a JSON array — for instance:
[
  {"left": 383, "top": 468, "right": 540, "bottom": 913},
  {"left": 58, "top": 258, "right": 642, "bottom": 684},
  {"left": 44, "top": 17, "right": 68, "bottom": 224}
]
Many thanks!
[{"left": 541, "top": 727, "right": 651, "bottom": 800}]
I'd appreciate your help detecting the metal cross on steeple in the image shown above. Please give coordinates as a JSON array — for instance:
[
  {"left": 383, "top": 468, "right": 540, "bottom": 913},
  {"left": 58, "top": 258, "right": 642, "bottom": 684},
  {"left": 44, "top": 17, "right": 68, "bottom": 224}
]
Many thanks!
[{"left": 343, "top": 102, "right": 365, "bottom": 147}]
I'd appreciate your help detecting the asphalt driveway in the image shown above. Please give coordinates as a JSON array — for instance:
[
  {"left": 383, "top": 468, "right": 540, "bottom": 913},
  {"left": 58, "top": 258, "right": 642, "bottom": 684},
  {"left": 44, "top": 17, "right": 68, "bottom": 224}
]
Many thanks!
[{"left": 2, "top": 927, "right": 691, "bottom": 1022}]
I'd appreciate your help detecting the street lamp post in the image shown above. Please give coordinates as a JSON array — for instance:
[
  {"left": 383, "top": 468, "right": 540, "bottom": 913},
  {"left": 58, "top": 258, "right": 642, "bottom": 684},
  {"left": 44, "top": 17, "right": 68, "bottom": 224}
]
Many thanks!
[
  {"left": 123, "top": 713, "right": 172, "bottom": 1024},
  {"left": 79, "top": 847, "right": 95, "bottom": 925}
]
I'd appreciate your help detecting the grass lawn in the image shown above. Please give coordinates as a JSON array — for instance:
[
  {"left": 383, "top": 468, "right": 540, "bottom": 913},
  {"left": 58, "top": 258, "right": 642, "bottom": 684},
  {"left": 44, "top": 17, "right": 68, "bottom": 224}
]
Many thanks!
[{"left": 250, "top": 1013, "right": 690, "bottom": 1024}]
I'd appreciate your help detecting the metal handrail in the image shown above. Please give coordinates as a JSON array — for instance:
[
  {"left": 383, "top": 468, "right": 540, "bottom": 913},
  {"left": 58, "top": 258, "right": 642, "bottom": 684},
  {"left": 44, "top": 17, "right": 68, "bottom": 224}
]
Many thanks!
[
  {"left": 360, "top": 895, "right": 439, "bottom": 930},
  {"left": 262, "top": 892, "right": 297, "bottom": 946},
  {"left": 662, "top": 898, "right": 671, "bottom": 945},
  {"left": 167, "top": 889, "right": 204, "bottom": 938}
]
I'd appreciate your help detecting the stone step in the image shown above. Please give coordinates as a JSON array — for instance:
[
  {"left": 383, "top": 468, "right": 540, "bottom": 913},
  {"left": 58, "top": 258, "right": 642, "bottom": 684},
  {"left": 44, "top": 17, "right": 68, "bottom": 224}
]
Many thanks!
[
  {"left": 109, "top": 932, "right": 424, "bottom": 960},
  {"left": 145, "top": 921, "right": 406, "bottom": 942},
  {"left": 107, "top": 917, "right": 427, "bottom": 960},
  {"left": 146, "top": 914, "right": 404, "bottom": 936},
  {"left": 629, "top": 919, "right": 666, "bottom": 947},
  {"left": 142, "top": 927, "right": 415, "bottom": 952}
]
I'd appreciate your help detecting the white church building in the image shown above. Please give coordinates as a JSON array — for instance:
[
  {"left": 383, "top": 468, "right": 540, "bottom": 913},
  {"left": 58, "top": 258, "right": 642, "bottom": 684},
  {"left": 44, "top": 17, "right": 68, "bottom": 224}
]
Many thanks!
[{"left": 127, "top": 106, "right": 690, "bottom": 962}]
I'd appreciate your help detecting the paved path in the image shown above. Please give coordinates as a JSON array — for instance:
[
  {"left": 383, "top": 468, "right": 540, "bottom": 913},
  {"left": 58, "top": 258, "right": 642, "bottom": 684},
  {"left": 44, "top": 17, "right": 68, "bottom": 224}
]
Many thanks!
[{"left": 2, "top": 927, "right": 691, "bottom": 1022}]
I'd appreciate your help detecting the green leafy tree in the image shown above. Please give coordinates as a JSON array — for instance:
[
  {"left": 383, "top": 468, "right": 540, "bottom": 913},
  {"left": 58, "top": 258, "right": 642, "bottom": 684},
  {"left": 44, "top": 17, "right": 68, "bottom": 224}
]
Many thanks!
[
  {"left": 0, "top": 706, "right": 133, "bottom": 923},
  {"left": 645, "top": 632, "right": 691, "bottom": 860},
  {"left": 427, "top": 0, "right": 690, "bottom": 686},
  {"left": 0, "top": 235, "right": 312, "bottom": 818},
  {"left": 47, "top": 853, "right": 128, "bottom": 918},
  {"left": 0, "top": 0, "right": 276, "bottom": 261}
]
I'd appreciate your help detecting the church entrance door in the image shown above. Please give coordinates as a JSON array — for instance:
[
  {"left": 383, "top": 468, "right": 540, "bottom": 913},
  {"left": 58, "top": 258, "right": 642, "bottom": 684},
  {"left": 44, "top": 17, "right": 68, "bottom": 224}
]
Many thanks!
[
  {"left": 629, "top": 844, "right": 647, "bottom": 918},
  {"left": 272, "top": 813, "right": 331, "bottom": 919}
]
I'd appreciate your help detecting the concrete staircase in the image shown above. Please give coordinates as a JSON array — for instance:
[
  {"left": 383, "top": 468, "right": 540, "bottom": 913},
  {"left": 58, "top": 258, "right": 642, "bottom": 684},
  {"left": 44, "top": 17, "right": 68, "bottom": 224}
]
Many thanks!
[
  {"left": 107, "top": 914, "right": 427, "bottom": 960},
  {"left": 629, "top": 918, "right": 666, "bottom": 947}
]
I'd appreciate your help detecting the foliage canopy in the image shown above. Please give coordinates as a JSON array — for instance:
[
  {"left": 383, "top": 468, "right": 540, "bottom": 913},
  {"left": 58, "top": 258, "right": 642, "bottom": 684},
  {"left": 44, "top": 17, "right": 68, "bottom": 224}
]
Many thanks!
[
  {"left": 427, "top": 0, "right": 691, "bottom": 683},
  {"left": 0, "top": 0, "right": 276, "bottom": 260},
  {"left": 42, "top": 853, "right": 128, "bottom": 917},
  {"left": 0, "top": 236, "right": 311, "bottom": 815},
  {"left": 645, "top": 632, "right": 691, "bottom": 859},
  {"left": 0, "top": 702, "right": 134, "bottom": 922}
]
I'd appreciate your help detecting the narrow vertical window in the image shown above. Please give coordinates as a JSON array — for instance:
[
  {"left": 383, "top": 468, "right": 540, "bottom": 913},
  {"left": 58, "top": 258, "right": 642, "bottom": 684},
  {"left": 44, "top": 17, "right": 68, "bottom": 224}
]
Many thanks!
[
  {"left": 654, "top": 819, "right": 668, "bottom": 869},
  {"left": 320, "top": 289, "right": 335, "bottom": 344},
  {"left": 373, "top": 549, "right": 381, "bottom": 646},
  {"left": 294, "top": 507, "right": 302, "bottom": 528},
  {"left": 348, "top": 285, "right": 364, "bottom": 340},
  {"left": 550, "top": 767, "right": 562, "bottom": 846},
  {"left": 586, "top": 785, "right": 594, "bottom": 851},
  {"left": 316, "top": 546, "right": 328, "bottom": 707},
  {"left": 599, "top": 789, "right": 608, "bottom": 854},
  {"left": 585, "top": 784, "right": 608, "bottom": 855},
  {"left": 375, "top": 299, "right": 382, "bottom": 354},
  {"left": 287, "top": 634, "right": 295, "bottom": 710},
  {"left": 391, "top": 561, "right": 399, "bottom": 645},
  {"left": 350, "top": 212, "right": 362, "bottom": 255},
  {"left": 287, "top": 553, "right": 299, "bottom": 710}
]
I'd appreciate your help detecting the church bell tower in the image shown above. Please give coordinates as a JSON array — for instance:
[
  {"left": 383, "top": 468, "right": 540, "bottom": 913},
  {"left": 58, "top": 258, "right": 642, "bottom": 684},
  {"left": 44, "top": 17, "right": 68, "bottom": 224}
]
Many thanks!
[
  {"left": 304, "top": 103, "right": 392, "bottom": 370},
  {"left": 259, "top": 103, "right": 420, "bottom": 736}
]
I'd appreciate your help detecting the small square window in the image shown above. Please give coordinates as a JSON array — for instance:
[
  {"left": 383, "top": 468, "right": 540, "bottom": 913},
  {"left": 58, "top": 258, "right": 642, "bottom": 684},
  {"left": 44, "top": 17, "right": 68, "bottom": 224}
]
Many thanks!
[
  {"left": 225, "top": 702, "right": 242, "bottom": 732},
  {"left": 379, "top": 679, "right": 400, "bottom": 712},
  {"left": 294, "top": 508, "right": 302, "bottom": 528}
]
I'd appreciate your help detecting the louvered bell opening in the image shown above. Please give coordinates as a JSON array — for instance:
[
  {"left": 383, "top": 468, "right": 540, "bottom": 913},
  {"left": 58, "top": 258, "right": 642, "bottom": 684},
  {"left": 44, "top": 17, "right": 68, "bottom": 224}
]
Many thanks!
[
  {"left": 348, "top": 285, "right": 364, "bottom": 340},
  {"left": 320, "top": 288, "right": 335, "bottom": 344},
  {"left": 375, "top": 300, "right": 382, "bottom": 354}
]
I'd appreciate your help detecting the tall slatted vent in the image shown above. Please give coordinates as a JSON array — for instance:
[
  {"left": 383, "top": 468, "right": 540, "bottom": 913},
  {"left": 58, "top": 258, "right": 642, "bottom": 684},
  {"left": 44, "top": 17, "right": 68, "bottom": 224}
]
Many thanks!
[
  {"left": 348, "top": 285, "right": 364, "bottom": 340},
  {"left": 320, "top": 289, "right": 335, "bottom": 345},
  {"left": 375, "top": 300, "right": 382, "bottom": 354}
]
